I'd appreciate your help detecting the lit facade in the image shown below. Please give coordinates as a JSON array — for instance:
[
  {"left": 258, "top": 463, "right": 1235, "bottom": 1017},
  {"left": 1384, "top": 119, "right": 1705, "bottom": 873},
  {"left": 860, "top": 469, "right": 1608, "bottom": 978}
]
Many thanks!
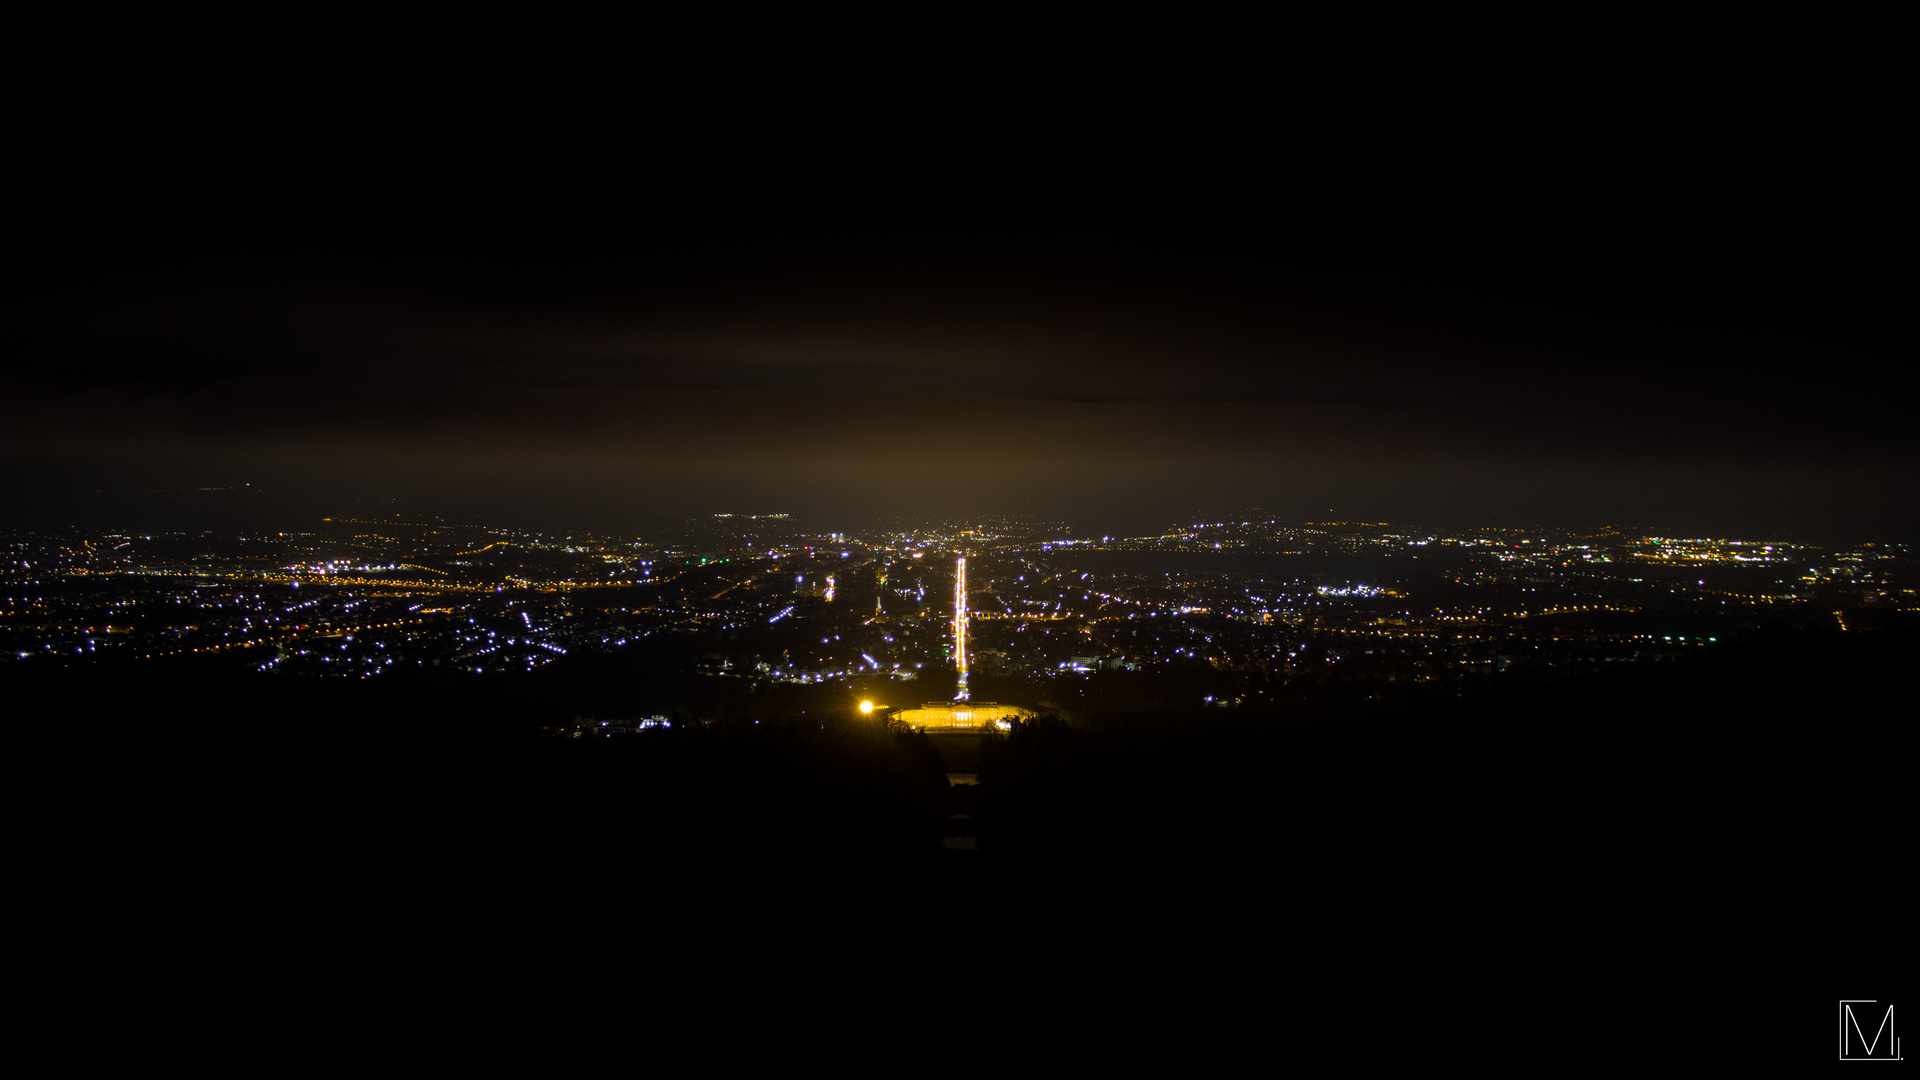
[{"left": 890, "top": 701, "right": 1034, "bottom": 731}]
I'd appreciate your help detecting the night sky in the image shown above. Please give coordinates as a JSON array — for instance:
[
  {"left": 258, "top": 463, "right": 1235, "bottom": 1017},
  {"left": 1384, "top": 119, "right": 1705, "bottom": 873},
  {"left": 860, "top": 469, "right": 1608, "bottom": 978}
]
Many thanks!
[{"left": 5, "top": 120, "right": 1910, "bottom": 541}]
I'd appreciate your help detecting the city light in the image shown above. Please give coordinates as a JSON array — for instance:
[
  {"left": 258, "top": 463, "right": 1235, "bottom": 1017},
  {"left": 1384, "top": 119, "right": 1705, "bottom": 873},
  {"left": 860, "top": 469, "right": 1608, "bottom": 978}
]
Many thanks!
[{"left": 2, "top": 518, "right": 1900, "bottom": 689}]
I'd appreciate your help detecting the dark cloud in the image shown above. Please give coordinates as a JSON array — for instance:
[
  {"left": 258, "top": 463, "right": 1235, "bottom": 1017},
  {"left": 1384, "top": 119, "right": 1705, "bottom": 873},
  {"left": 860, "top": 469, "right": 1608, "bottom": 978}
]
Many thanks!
[{"left": 2, "top": 193, "right": 1912, "bottom": 541}]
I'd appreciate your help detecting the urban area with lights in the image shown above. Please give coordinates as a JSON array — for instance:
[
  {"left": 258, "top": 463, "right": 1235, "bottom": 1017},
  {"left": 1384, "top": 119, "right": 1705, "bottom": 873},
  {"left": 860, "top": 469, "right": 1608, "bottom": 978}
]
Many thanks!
[{"left": 4, "top": 512, "right": 1909, "bottom": 730}]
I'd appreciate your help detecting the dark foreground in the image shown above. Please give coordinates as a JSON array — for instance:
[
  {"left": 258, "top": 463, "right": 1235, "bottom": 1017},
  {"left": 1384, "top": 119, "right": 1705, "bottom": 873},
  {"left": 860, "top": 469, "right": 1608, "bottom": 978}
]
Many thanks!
[{"left": 12, "top": 627, "right": 1908, "bottom": 1064}]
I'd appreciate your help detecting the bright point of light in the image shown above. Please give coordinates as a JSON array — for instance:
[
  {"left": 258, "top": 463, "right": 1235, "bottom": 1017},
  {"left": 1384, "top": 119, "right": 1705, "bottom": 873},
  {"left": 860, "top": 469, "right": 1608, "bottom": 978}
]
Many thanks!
[{"left": 859, "top": 701, "right": 874, "bottom": 714}]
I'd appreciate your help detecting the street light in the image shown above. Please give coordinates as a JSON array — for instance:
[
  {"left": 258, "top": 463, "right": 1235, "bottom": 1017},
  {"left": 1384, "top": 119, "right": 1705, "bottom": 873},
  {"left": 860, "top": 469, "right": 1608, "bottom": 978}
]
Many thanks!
[{"left": 859, "top": 700, "right": 874, "bottom": 715}]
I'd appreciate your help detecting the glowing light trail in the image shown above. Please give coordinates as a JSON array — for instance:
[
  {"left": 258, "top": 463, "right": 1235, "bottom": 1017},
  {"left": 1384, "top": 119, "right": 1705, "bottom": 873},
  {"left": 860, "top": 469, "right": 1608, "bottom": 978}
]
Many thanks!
[{"left": 954, "top": 555, "right": 969, "bottom": 700}]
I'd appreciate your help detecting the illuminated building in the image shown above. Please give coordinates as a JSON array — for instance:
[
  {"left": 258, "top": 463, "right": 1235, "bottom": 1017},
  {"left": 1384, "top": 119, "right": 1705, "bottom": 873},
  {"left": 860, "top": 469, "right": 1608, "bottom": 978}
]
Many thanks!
[{"left": 889, "top": 700, "right": 1034, "bottom": 730}]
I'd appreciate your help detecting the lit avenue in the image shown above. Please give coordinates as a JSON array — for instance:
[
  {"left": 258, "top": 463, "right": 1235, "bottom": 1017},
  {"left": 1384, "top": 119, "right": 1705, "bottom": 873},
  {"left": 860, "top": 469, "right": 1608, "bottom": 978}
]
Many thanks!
[{"left": 6, "top": 513, "right": 1907, "bottom": 721}]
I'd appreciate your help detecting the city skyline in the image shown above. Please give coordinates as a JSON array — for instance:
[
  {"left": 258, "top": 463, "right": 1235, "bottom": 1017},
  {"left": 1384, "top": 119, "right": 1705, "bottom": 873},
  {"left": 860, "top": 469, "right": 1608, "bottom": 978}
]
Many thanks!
[{"left": 8, "top": 511, "right": 1904, "bottom": 691}]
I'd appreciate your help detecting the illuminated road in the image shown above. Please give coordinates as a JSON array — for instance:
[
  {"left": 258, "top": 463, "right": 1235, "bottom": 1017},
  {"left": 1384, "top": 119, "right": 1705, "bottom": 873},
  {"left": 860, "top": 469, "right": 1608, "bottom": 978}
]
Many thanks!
[{"left": 954, "top": 555, "right": 969, "bottom": 700}]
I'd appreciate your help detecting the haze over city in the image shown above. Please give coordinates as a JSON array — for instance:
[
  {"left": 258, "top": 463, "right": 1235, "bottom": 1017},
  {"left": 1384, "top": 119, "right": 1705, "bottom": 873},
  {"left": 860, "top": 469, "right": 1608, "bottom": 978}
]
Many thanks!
[{"left": 6, "top": 196, "right": 1911, "bottom": 544}]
